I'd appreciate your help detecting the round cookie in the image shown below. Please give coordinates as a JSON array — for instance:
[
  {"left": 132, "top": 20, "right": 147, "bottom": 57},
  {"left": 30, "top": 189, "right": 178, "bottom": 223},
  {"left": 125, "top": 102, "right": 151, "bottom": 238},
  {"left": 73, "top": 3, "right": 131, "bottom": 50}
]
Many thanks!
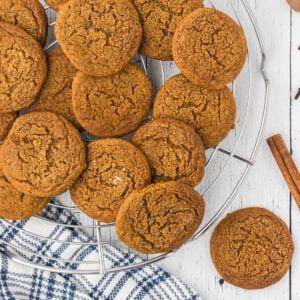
[
  {"left": 55, "top": 0, "right": 142, "bottom": 77},
  {"left": 45, "top": 0, "right": 68, "bottom": 11},
  {"left": 130, "top": 118, "right": 206, "bottom": 186},
  {"left": 210, "top": 207, "right": 294, "bottom": 289},
  {"left": 70, "top": 139, "right": 151, "bottom": 223},
  {"left": 0, "top": 112, "right": 86, "bottom": 198},
  {"left": 116, "top": 181, "right": 205, "bottom": 254},
  {"left": 72, "top": 64, "right": 152, "bottom": 137},
  {"left": 153, "top": 74, "right": 237, "bottom": 148},
  {"left": 172, "top": 8, "right": 247, "bottom": 89},
  {"left": 0, "top": 0, "right": 47, "bottom": 45},
  {"left": 29, "top": 48, "right": 80, "bottom": 129},
  {"left": 0, "top": 22, "right": 47, "bottom": 113},
  {"left": 0, "top": 148, "right": 49, "bottom": 220},
  {"left": 0, "top": 112, "right": 18, "bottom": 141},
  {"left": 130, "top": 0, "right": 203, "bottom": 60}
]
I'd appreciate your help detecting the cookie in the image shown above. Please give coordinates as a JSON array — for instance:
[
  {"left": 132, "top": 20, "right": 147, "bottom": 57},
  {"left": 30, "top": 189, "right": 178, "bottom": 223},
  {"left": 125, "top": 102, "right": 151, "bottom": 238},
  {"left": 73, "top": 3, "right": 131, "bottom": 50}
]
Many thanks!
[
  {"left": 130, "top": 0, "right": 203, "bottom": 60},
  {"left": 29, "top": 48, "right": 80, "bottom": 129},
  {"left": 0, "top": 112, "right": 86, "bottom": 198},
  {"left": 55, "top": 0, "right": 142, "bottom": 77},
  {"left": 210, "top": 207, "right": 294, "bottom": 289},
  {"left": 72, "top": 64, "right": 152, "bottom": 137},
  {"left": 116, "top": 181, "right": 205, "bottom": 254},
  {"left": 0, "top": 0, "right": 48, "bottom": 45},
  {"left": 0, "top": 112, "right": 18, "bottom": 141},
  {"left": 70, "top": 139, "right": 151, "bottom": 223},
  {"left": 0, "top": 146, "right": 49, "bottom": 220},
  {"left": 45, "top": 0, "right": 68, "bottom": 11},
  {"left": 153, "top": 74, "right": 237, "bottom": 148},
  {"left": 172, "top": 8, "right": 247, "bottom": 89},
  {"left": 0, "top": 22, "right": 47, "bottom": 113},
  {"left": 130, "top": 118, "right": 205, "bottom": 186}
]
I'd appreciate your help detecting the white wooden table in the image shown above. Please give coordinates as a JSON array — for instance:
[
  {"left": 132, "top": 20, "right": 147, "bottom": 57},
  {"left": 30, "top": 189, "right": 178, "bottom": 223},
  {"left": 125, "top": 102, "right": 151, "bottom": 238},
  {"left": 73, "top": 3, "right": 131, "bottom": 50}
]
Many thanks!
[{"left": 154, "top": 1, "right": 300, "bottom": 299}]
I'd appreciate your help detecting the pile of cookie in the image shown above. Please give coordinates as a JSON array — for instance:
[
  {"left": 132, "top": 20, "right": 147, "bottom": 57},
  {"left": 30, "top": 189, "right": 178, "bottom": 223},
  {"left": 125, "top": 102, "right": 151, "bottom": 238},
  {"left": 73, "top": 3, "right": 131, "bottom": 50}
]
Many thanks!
[{"left": 0, "top": 0, "right": 247, "bottom": 263}]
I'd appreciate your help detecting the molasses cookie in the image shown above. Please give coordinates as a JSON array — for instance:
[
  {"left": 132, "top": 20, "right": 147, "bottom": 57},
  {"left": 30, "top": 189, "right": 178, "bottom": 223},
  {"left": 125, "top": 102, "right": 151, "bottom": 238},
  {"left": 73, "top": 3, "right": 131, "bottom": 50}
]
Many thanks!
[
  {"left": 210, "top": 207, "right": 294, "bottom": 289},
  {"left": 0, "top": 112, "right": 18, "bottom": 141},
  {"left": 45, "top": 0, "right": 68, "bottom": 11},
  {"left": 0, "top": 147, "right": 49, "bottom": 220},
  {"left": 0, "top": 112, "right": 86, "bottom": 198},
  {"left": 70, "top": 139, "right": 151, "bottom": 223},
  {"left": 0, "top": 0, "right": 47, "bottom": 45},
  {"left": 0, "top": 22, "right": 47, "bottom": 113},
  {"left": 29, "top": 48, "right": 80, "bottom": 129},
  {"left": 153, "top": 74, "right": 237, "bottom": 148},
  {"left": 172, "top": 8, "right": 247, "bottom": 89},
  {"left": 116, "top": 181, "right": 205, "bottom": 254},
  {"left": 55, "top": 0, "right": 142, "bottom": 77},
  {"left": 130, "top": 0, "right": 203, "bottom": 60},
  {"left": 130, "top": 118, "right": 205, "bottom": 186},
  {"left": 72, "top": 64, "right": 152, "bottom": 137}
]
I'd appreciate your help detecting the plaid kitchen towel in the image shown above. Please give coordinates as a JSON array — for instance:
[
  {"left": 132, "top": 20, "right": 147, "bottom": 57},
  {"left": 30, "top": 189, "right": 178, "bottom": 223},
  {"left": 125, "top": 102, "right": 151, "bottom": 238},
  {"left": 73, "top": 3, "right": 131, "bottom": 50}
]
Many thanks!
[{"left": 0, "top": 201, "right": 201, "bottom": 300}]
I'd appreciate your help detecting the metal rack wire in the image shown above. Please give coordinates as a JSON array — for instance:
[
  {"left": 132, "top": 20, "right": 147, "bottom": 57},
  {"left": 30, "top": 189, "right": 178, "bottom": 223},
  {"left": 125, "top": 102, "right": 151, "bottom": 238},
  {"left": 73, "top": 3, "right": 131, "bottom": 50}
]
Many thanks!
[{"left": 0, "top": 0, "right": 270, "bottom": 274}]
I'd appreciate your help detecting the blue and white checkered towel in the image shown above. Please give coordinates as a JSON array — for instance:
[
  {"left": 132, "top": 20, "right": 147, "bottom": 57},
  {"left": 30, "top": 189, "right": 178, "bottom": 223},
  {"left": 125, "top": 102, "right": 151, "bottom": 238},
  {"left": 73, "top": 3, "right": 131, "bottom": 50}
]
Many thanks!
[{"left": 0, "top": 203, "right": 201, "bottom": 300}]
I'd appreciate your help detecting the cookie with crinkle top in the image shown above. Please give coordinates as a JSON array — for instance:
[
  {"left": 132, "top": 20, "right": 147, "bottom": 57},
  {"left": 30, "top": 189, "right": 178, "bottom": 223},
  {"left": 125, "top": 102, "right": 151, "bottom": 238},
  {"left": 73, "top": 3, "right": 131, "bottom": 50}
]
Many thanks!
[
  {"left": 0, "top": 22, "right": 47, "bottom": 113},
  {"left": 70, "top": 138, "right": 151, "bottom": 223},
  {"left": 0, "top": 112, "right": 86, "bottom": 198},
  {"left": 210, "top": 207, "right": 294, "bottom": 289},
  {"left": 72, "top": 63, "right": 152, "bottom": 137},
  {"left": 172, "top": 8, "right": 247, "bottom": 89},
  {"left": 130, "top": 117, "right": 206, "bottom": 186},
  {"left": 153, "top": 74, "right": 237, "bottom": 148},
  {"left": 0, "top": 0, "right": 47, "bottom": 45},
  {"left": 55, "top": 0, "right": 142, "bottom": 77},
  {"left": 130, "top": 0, "right": 203, "bottom": 60},
  {"left": 116, "top": 181, "right": 205, "bottom": 254}
]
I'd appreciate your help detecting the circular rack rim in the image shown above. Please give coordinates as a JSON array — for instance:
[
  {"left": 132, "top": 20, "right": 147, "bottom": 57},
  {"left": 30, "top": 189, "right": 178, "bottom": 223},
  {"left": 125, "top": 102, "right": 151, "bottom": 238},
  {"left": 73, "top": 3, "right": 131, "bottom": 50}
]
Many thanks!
[{"left": 3, "top": 0, "right": 270, "bottom": 274}]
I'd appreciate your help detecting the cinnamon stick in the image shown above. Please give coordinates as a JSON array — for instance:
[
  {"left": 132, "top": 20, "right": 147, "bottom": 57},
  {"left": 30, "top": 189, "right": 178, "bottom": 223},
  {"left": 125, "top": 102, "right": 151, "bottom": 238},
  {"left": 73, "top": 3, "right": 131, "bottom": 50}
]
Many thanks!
[{"left": 267, "top": 134, "right": 300, "bottom": 209}]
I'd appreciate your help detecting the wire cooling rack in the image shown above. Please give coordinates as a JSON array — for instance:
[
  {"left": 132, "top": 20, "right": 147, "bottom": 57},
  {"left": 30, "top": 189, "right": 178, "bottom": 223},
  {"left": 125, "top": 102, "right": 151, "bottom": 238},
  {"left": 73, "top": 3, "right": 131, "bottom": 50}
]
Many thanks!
[{"left": 0, "top": 0, "right": 269, "bottom": 274}]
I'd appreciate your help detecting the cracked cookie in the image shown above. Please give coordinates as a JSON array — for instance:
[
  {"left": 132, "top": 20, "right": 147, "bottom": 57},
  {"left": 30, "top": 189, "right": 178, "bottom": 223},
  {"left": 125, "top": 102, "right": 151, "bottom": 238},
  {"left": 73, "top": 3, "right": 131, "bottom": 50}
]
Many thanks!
[
  {"left": 55, "top": 0, "right": 142, "bottom": 77},
  {"left": 0, "top": 0, "right": 48, "bottom": 45},
  {"left": 45, "top": 0, "right": 68, "bottom": 11},
  {"left": 116, "top": 181, "right": 205, "bottom": 254},
  {"left": 29, "top": 48, "right": 80, "bottom": 129},
  {"left": 0, "top": 22, "right": 47, "bottom": 113},
  {"left": 0, "top": 112, "right": 86, "bottom": 198},
  {"left": 210, "top": 207, "right": 294, "bottom": 289},
  {"left": 72, "top": 63, "right": 152, "bottom": 137},
  {"left": 172, "top": 8, "right": 247, "bottom": 89},
  {"left": 153, "top": 74, "right": 236, "bottom": 148},
  {"left": 130, "top": 118, "right": 205, "bottom": 186},
  {"left": 130, "top": 0, "right": 203, "bottom": 60},
  {"left": 70, "top": 138, "right": 151, "bottom": 223},
  {"left": 0, "top": 146, "right": 49, "bottom": 220},
  {"left": 0, "top": 112, "right": 18, "bottom": 141}
]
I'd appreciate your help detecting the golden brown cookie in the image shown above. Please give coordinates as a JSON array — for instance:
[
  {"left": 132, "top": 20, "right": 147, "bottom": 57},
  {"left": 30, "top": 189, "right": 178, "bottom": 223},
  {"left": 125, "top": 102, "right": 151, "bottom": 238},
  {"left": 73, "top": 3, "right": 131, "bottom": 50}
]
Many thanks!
[
  {"left": 153, "top": 74, "right": 237, "bottom": 148},
  {"left": 55, "top": 0, "right": 142, "bottom": 77},
  {"left": 130, "top": 118, "right": 206, "bottom": 186},
  {"left": 45, "top": 0, "right": 68, "bottom": 11},
  {"left": 0, "top": 112, "right": 86, "bottom": 198},
  {"left": 0, "top": 112, "right": 18, "bottom": 141},
  {"left": 210, "top": 207, "right": 294, "bottom": 289},
  {"left": 0, "top": 22, "right": 47, "bottom": 113},
  {"left": 130, "top": 0, "right": 203, "bottom": 60},
  {"left": 70, "top": 139, "right": 151, "bottom": 223},
  {"left": 116, "top": 181, "right": 205, "bottom": 254},
  {"left": 72, "top": 64, "right": 152, "bottom": 137},
  {"left": 172, "top": 8, "right": 247, "bottom": 89},
  {"left": 0, "top": 0, "right": 47, "bottom": 45},
  {"left": 0, "top": 146, "right": 49, "bottom": 220},
  {"left": 29, "top": 48, "right": 80, "bottom": 129}
]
